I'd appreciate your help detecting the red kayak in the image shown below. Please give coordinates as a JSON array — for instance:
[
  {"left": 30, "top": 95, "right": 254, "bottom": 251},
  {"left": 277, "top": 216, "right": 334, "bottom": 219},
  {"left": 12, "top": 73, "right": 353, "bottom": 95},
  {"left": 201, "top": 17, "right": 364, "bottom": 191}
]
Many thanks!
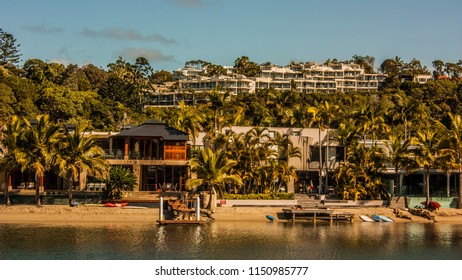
[{"left": 104, "top": 202, "right": 128, "bottom": 207}]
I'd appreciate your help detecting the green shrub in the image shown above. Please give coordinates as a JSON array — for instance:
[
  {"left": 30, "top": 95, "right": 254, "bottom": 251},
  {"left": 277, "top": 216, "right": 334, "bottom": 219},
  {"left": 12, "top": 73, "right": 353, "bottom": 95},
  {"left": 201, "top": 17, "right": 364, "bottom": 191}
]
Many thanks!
[
  {"left": 103, "top": 166, "right": 137, "bottom": 200},
  {"left": 222, "top": 193, "right": 294, "bottom": 200}
]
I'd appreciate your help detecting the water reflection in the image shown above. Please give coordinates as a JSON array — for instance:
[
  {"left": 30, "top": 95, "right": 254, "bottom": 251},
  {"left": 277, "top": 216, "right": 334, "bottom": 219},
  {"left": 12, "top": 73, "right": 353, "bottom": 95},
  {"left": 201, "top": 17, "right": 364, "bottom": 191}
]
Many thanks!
[
  {"left": 1, "top": 221, "right": 462, "bottom": 260},
  {"left": 154, "top": 226, "right": 167, "bottom": 253}
]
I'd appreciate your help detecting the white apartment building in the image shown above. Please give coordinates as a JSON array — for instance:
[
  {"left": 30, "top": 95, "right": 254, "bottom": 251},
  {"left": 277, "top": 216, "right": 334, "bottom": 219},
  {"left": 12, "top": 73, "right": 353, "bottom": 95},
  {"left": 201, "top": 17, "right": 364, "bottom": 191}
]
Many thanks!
[
  {"left": 176, "top": 62, "right": 387, "bottom": 94},
  {"left": 178, "top": 75, "right": 255, "bottom": 95}
]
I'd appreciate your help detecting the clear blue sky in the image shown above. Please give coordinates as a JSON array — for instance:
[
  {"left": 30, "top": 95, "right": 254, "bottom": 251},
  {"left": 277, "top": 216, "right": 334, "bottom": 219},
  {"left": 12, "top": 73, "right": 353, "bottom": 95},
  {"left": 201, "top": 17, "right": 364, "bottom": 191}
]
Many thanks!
[{"left": 1, "top": 0, "right": 461, "bottom": 72}]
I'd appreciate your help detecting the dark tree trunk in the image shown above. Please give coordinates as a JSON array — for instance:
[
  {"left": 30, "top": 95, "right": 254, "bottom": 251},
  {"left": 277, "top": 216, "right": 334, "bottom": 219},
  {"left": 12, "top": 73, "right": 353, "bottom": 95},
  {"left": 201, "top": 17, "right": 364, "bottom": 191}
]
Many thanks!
[
  {"left": 4, "top": 172, "right": 11, "bottom": 205},
  {"left": 459, "top": 171, "right": 462, "bottom": 209},
  {"left": 68, "top": 180, "right": 74, "bottom": 206},
  {"left": 425, "top": 169, "right": 430, "bottom": 208},
  {"left": 35, "top": 175, "right": 41, "bottom": 206}
]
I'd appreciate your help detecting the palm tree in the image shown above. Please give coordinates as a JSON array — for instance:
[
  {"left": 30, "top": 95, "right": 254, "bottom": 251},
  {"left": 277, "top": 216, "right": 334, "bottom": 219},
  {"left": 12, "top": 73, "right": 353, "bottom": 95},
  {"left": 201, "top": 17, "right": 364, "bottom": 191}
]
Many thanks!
[
  {"left": 365, "top": 115, "right": 390, "bottom": 143},
  {"left": 247, "top": 127, "right": 272, "bottom": 166},
  {"left": 411, "top": 127, "right": 452, "bottom": 207},
  {"left": 383, "top": 134, "right": 416, "bottom": 196},
  {"left": 267, "top": 90, "right": 299, "bottom": 126},
  {"left": 272, "top": 160, "right": 298, "bottom": 193},
  {"left": 175, "top": 101, "right": 203, "bottom": 147},
  {"left": 55, "top": 123, "right": 109, "bottom": 206},
  {"left": 439, "top": 113, "right": 462, "bottom": 208},
  {"left": 308, "top": 101, "right": 339, "bottom": 193},
  {"left": 355, "top": 103, "right": 390, "bottom": 143},
  {"left": 0, "top": 116, "right": 26, "bottom": 205},
  {"left": 335, "top": 148, "right": 363, "bottom": 200},
  {"left": 331, "top": 118, "right": 359, "bottom": 162},
  {"left": 226, "top": 131, "right": 257, "bottom": 193},
  {"left": 207, "top": 91, "right": 229, "bottom": 134},
  {"left": 388, "top": 94, "right": 428, "bottom": 140},
  {"left": 336, "top": 143, "right": 387, "bottom": 200},
  {"left": 186, "top": 148, "right": 242, "bottom": 202},
  {"left": 271, "top": 132, "right": 301, "bottom": 192},
  {"left": 17, "top": 115, "right": 59, "bottom": 205}
]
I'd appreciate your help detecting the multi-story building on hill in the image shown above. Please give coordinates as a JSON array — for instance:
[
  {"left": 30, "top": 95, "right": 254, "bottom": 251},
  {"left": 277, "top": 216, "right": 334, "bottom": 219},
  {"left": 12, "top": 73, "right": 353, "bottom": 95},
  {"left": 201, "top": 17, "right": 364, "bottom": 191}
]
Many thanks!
[
  {"left": 175, "top": 62, "right": 387, "bottom": 95},
  {"left": 178, "top": 75, "right": 255, "bottom": 95},
  {"left": 145, "top": 62, "right": 389, "bottom": 107}
]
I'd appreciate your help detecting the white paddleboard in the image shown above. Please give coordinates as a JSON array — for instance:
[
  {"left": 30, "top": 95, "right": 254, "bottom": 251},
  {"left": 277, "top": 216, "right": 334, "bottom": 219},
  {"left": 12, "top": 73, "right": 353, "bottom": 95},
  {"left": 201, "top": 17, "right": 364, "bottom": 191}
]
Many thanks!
[
  {"left": 378, "top": 215, "right": 394, "bottom": 222},
  {"left": 360, "top": 215, "right": 374, "bottom": 222}
]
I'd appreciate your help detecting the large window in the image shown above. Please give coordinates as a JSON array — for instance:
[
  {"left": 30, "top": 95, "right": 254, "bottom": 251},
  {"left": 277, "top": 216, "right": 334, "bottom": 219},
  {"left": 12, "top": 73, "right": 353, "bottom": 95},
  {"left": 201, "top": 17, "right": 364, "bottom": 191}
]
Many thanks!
[{"left": 309, "top": 146, "right": 343, "bottom": 162}]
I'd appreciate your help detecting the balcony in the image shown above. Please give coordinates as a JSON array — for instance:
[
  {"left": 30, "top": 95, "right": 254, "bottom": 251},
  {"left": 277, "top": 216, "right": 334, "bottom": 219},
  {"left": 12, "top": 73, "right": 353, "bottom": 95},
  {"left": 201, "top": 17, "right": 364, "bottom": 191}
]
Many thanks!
[{"left": 103, "top": 149, "right": 123, "bottom": 159}]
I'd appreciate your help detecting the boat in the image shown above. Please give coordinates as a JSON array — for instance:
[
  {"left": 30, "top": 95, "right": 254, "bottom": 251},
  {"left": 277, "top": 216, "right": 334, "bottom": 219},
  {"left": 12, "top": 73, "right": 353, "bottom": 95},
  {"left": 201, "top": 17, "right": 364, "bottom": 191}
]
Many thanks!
[
  {"left": 378, "top": 215, "right": 394, "bottom": 222},
  {"left": 104, "top": 202, "right": 128, "bottom": 207},
  {"left": 360, "top": 215, "right": 374, "bottom": 222},
  {"left": 371, "top": 214, "right": 382, "bottom": 222},
  {"left": 266, "top": 215, "right": 275, "bottom": 221}
]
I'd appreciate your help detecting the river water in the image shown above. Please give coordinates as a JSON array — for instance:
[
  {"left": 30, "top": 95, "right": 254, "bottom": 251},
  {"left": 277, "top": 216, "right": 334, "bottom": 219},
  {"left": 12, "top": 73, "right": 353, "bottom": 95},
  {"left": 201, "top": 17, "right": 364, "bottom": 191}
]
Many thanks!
[{"left": 1, "top": 221, "right": 462, "bottom": 260}]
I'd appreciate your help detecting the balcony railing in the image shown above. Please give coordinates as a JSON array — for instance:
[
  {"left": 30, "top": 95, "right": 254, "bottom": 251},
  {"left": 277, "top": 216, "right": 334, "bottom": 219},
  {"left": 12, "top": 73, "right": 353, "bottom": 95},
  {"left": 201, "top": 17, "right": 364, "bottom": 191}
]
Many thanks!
[
  {"left": 86, "top": 182, "right": 106, "bottom": 191},
  {"left": 103, "top": 149, "right": 123, "bottom": 159}
]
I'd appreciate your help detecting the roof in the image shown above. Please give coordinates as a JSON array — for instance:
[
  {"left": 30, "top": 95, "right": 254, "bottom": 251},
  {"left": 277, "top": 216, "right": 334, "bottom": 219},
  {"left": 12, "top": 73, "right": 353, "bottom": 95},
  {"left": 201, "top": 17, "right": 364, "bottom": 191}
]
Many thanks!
[{"left": 114, "top": 119, "right": 189, "bottom": 141}]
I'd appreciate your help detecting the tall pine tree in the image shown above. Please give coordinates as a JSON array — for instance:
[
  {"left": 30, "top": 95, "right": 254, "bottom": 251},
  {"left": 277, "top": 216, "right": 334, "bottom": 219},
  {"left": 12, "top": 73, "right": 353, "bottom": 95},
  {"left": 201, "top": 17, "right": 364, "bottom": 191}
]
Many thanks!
[{"left": 0, "top": 28, "right": 21, "bottom": 66}]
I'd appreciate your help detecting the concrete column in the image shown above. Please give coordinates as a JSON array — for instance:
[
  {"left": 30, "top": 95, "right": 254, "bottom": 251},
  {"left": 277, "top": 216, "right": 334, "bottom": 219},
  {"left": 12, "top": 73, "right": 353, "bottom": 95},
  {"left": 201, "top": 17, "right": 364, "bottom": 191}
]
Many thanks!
[
  {"left": 109, "top": 138, "right": 113, "bottom": 153},
  {"left": 288, "top": 179, "right": 295, "bottom": 193}
]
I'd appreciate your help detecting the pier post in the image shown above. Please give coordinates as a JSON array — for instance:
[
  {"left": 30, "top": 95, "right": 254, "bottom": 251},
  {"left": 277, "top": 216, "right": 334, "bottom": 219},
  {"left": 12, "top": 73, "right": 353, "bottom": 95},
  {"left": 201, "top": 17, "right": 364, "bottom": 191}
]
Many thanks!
[
  {"left": 196, "top": 197, "right": 200, "bottom": 221},
  {"left": 159, "top": 196, "right": 164, "bottom": 221}
]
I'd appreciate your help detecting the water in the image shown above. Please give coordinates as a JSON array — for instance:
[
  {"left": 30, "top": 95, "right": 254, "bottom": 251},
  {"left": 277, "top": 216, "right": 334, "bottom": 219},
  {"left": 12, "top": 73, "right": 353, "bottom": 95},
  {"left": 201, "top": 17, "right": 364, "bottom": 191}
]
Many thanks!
[{"left": 1, "top": 221, "right": 462, "bottom": 260}]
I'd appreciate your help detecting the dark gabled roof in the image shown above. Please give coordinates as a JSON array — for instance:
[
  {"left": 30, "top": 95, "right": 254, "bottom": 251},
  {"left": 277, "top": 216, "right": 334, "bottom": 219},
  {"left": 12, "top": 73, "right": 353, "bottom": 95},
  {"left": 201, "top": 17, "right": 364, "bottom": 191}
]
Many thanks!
[{"left": 114, "top": 119, "right": 189, "bottom": 141}]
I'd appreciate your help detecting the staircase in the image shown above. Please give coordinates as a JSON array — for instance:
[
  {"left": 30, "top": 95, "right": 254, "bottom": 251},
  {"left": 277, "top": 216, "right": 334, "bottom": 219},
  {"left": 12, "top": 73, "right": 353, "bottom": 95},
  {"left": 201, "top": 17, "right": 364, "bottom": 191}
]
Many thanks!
[{"left": 295, "top": 194, "right": 320, "bottom": 208}]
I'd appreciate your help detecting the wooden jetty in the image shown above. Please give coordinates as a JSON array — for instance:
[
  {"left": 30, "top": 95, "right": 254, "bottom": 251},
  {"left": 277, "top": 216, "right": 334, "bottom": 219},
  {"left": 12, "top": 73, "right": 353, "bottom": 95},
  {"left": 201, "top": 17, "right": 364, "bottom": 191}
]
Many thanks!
[
  {"left": 157, "top": 220, "right": 207, "bottom": 225},
  {"left": 281, "top": 208, "right": 355, "bottom": 223},
  {"left": 157, "top": 197, "right": 211, "bottom": 225}
]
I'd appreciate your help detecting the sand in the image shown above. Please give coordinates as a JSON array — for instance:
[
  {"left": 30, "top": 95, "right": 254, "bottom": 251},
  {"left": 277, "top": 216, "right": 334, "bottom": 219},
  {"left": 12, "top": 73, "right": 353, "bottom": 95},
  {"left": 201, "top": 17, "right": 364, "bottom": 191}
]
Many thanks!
[{"left": 2, "top": 204, "right": 462, "bottom": 224}]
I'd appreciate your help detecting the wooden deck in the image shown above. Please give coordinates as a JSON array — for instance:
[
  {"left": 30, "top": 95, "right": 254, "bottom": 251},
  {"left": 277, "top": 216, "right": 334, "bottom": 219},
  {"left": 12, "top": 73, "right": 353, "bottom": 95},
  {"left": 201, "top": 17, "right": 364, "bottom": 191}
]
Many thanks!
[
  {"left": 157, "top": 220, "right": 207, "bottom": 225},
  {"left": 157, "top": 199, "right": 211, "bottom": 225},
  {"left": 281, "top": 208, "right": 355, "bottom": 223}
]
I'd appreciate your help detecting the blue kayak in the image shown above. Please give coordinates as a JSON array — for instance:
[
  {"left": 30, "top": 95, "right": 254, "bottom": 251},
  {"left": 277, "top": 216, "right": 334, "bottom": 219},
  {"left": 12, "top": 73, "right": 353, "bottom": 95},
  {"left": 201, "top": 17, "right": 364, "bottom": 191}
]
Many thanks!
[
  {"left": 266, "top": 215, "right": 275, "bottom": 221},
  {"left": 371, "top": 214, "right": 381, "bottom": 222}
]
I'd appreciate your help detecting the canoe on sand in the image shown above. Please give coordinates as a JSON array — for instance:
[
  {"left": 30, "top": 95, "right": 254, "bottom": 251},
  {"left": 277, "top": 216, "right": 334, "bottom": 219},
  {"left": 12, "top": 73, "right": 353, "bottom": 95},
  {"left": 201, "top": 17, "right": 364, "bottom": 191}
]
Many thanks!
[{"left": 104, "top": 202, "right": 128, "bottom": 207}]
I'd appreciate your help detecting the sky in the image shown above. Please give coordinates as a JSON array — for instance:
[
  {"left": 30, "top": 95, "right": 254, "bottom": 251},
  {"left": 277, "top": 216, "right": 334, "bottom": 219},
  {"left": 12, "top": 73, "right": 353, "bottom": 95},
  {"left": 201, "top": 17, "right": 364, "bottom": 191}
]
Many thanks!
[{"left": 1, "top": 0, "right": 461, "bottom": 72}]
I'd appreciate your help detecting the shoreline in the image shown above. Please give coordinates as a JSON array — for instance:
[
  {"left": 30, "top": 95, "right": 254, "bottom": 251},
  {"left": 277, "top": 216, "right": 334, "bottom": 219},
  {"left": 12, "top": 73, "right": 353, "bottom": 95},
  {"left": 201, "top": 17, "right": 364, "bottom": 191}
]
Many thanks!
[{"left": 1, "top": 205, "right": 462, "bottom": 224}]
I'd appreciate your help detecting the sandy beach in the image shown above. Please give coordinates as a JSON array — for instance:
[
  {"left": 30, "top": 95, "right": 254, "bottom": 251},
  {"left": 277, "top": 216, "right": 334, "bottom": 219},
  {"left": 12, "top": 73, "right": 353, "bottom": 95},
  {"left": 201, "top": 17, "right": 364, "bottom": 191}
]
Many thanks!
[{"left": 2, "top": 204, "right": 462, "bottom": 224}]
